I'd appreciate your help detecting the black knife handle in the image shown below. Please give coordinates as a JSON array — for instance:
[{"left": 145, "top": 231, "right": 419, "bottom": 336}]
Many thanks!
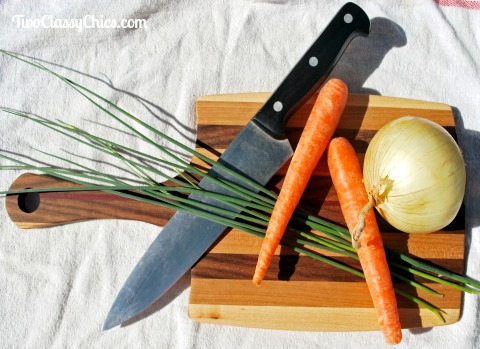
[{"left": 253, "top": 2, "right": 370, "bottom": 139}]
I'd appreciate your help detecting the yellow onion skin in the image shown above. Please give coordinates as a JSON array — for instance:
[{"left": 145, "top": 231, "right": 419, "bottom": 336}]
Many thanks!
[{"left": 363, "top": 116, "right": 466, "bottom": 234}]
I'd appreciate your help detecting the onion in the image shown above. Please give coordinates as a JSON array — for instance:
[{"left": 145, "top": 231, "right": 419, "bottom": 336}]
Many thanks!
[{"left": 362, "top": 116, "right": 466, "bottom": 234}]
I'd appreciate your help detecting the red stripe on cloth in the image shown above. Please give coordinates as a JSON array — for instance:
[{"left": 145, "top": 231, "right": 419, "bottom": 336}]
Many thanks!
[{"left": 434, "top": 0, "right": 480, "bottom": 9}]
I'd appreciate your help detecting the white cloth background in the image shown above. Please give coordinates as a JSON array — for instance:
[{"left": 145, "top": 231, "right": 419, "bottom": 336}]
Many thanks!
[{"left": 1, "top": 1, "right": 479, "bottom": 348}]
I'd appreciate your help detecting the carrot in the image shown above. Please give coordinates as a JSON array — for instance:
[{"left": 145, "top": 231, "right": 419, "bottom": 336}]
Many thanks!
[
  {"left": 327, "top": 137, "right": 402, "bottom": 345},
  {"left": 252, "top": 78, "right": 348, "bottom": 286}
]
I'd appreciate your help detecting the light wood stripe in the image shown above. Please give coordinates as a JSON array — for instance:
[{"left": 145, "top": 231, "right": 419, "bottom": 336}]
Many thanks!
[
  {"left": 190, "top": 280, "right": 461, "bottom": 309},
  {"left": 208, "top": 229, "right": 465, "bottom": 259},
  {"left": 196, "top": 93, "right": 455, "bottom": 129},
  {"left": 188, "top": 304, "right": 461, "bottom": 331}
]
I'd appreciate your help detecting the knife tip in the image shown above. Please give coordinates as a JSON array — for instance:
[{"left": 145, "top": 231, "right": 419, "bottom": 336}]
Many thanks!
[
  {"left": 102, "top": 307, "right": 127, "bottom": 331},
  {"left": 102, "top": 316, "right": 120, "bottom": 331},
  {"left": 102, "top": 296, "right": 142, "bottom": 331}
]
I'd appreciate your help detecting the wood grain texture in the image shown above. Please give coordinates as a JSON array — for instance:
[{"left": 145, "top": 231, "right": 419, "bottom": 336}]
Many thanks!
[{"left": 4, "top": 93, "right": 464, "bottom": 331}]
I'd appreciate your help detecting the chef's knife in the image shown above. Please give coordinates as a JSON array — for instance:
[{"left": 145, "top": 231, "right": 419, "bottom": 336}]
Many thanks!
[{"left": 103, "top": 2, "right": 370, "bottom": 330}]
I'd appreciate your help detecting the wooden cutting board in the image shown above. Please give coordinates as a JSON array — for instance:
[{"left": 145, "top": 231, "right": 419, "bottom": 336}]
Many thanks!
[
  {"left": 190, "top": 93, "right": 464, "bottom": 331},
  {"left": 5, "top": 93, "right": 464, "bottom": 332}
]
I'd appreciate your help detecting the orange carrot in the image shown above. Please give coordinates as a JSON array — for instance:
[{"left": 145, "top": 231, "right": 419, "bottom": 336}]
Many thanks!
[
  {"left": 252, "top": 78, "right": 348, "bottom": 286},
  {"left": 327, "top": 137, "right": 402, "bottom": 345}
]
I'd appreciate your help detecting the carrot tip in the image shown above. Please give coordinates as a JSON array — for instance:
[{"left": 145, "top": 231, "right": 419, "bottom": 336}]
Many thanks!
[
  {"left": 252, "top": 278, "right": 261, "bottom": 287},
  {"left": 386, "top": 333, "right": 402, "bottom": 345}
]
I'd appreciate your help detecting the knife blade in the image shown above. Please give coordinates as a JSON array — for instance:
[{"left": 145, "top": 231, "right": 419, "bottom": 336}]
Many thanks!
[{"left": 103, "top": 2, "right": 370, "bottom": 330}]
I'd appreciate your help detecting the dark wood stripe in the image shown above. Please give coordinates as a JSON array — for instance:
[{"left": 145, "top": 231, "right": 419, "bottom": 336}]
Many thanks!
[
  {"left": 197, "top": 125, "right": 457, "bottom": 153},
  {"left": 197, "top": 126, "right": 379, "bottom": 151},
  {"left": 192, "top": 254, "right": 464, "bottom": 281},
  {"left": 192, "top": 254, "right": 360, "bottom": 282}
]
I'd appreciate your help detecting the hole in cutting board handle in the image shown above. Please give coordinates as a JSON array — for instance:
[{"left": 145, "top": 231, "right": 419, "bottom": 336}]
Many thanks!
[{"left": 18, "top": 189, "right": 40, "bottom": 213}]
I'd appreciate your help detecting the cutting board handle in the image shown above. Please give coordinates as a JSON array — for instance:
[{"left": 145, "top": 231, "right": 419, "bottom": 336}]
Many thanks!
[{"left": 5, "top": 173, "right": 173, "bottom": 229}]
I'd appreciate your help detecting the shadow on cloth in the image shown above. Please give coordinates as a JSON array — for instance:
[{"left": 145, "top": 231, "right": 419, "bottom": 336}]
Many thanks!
[
  {"left": 332, "top": 17, "right": 407, "bottom": 95},
  {"left": 451, "top": 107, "right": 480, "bottom": 268}
]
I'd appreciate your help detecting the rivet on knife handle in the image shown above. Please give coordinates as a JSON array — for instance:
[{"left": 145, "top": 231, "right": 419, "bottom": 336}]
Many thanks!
[{"left": 253, "top": 2, "right": 370, "bottom": 138}]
